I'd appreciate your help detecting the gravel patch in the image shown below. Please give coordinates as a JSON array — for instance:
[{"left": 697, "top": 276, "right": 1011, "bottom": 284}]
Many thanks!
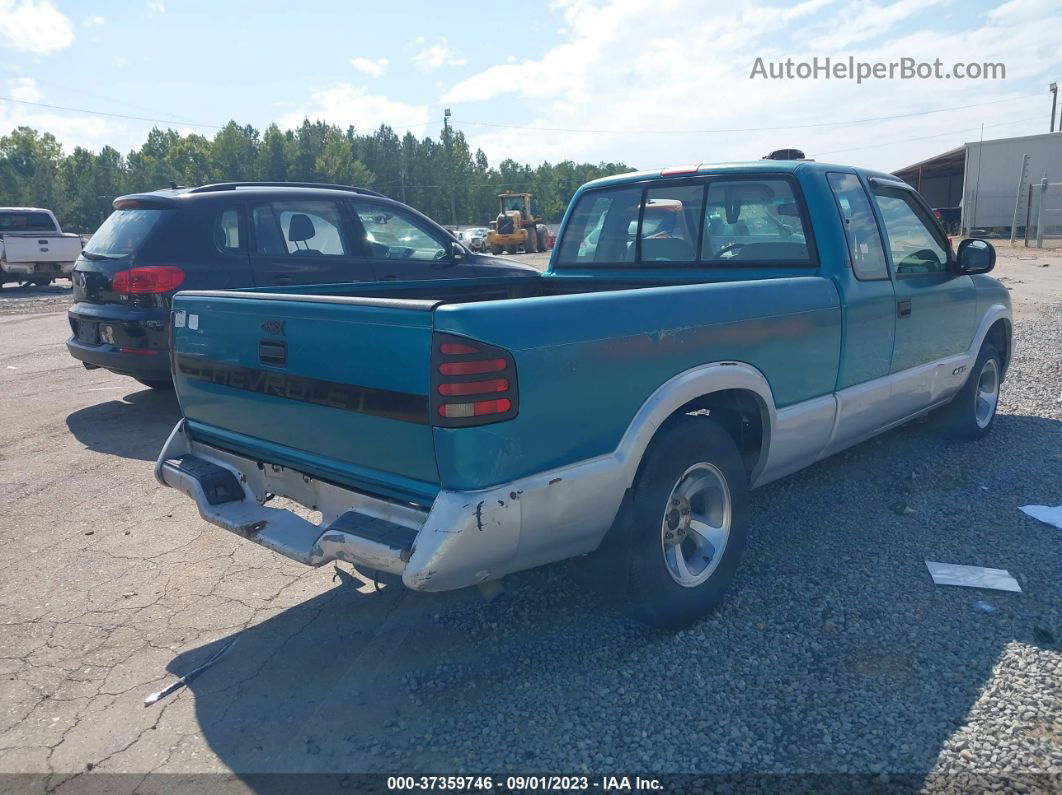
[{"left": 323, "top": 309, "right": 1061, "bottom": 780}]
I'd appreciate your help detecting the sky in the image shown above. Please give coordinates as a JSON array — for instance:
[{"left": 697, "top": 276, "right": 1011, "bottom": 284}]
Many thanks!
[{"left": 0, "top": 0, "right": 1059, "bottom": 173}]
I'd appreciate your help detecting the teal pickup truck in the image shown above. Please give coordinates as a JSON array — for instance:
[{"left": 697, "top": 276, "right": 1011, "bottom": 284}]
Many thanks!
[{"left": 155, "top": 159, "right": 1010, "bottom": 628}]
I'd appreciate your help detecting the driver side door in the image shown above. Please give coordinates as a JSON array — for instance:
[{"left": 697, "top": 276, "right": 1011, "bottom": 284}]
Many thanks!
[
  {"left": 348, "top": 201, "right": 481, "bottom": 280},
  {"left": 871, "top": 183, "right": 976, "bottom": 374}
]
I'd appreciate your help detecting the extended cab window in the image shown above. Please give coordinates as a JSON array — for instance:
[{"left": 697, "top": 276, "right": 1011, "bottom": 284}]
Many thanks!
[
  {"left": 701, "top": 179, "right": 811, "bottom": 263},
  {"left": 872, "top": 187, "right": 947, "bottom": 275},
  {"left": 556, "top": 187, "right": 640, "bottom": 265},
  {"left": 827, "top": 173, "right": 889, "bottom": 280},
  {"left": 253, "top": 200, "right": 348, "bottom": 256},
  {"left": 351, "top": 203, "right": 447, "bottom": 261}
]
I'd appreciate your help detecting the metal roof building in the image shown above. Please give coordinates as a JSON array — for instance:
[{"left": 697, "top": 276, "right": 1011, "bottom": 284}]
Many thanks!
[{"left": 893, "top": 131, "right": 1062, "bottom": 235}]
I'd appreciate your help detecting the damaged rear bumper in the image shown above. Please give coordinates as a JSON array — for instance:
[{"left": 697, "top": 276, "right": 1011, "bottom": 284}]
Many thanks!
[{"left": 155, "top": 420, "right": 624, "bottom": 592}]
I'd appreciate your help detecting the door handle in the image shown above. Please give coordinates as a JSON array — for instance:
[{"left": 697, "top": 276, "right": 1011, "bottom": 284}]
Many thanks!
[
  {"left": 272, "top": 274, "right": 293, "bottom": 284},
  {"left": 897, "top": 299, "right": 912, "bottom": 318},
  {"left": 383, "top": 274, "right": 398, "bottom": 280}
]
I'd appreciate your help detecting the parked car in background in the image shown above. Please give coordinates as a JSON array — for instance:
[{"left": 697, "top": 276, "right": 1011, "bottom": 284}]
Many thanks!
[
  {"left": 459, "top": 227, "right": 490, "bottom": 253},
  {"left": 155, "top": 160, "right": 1009, "bottom": 628},
  {"left": 0, "top": 207, "right": 83, "bottom": 287},
  {"left": 66, "top": 182, "right": 536, "bottom": 389}
]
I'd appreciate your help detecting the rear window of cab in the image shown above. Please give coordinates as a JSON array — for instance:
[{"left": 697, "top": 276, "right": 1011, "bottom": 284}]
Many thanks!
[{"left": 555, "top": 175, "right": 814, "bottom": 268}]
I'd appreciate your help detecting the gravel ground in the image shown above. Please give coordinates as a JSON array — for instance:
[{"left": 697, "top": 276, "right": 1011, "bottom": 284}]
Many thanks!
[{"left": 0, "top": 251, "right": 1059, "bottom": 790}]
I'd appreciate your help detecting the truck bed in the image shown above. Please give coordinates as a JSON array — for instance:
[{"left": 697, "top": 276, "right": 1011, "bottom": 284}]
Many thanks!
[{"left": 171, "top": 271, "right": 840, "bottom": 504}]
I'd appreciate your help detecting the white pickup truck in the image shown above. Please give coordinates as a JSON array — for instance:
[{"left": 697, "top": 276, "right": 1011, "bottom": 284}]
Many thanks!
[{"left": 0, "top": 208, "right": 83, "bottom": 288}]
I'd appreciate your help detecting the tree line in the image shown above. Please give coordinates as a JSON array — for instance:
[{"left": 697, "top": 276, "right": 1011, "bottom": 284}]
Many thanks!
[{"left": 0, "top": 120, "right": 633, "bottom": 232}]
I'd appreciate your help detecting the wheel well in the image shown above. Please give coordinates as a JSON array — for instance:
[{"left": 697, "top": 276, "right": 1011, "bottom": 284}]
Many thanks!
[
  {"left": 984, "top": 319, "right": 1010, "bottom": 372},
  {"left": 655, "top": 388, "right": 767, "bottom": 481}
]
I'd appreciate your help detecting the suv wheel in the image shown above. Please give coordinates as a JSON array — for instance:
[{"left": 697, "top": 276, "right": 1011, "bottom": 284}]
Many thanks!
[
  {"left": 618, "top": 416, "right": 748, "bottom": 629},
  {"left": 135, "top": 378, "right": 174, "bottom": 390}
]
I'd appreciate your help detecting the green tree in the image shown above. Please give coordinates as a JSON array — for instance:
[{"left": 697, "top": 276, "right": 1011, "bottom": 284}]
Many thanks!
[
  {"left": 315, "top": 128, "right": 373, "bottom": 185},
  {"left": 210, "top": 122, "right": 258, "bottom": 181}
]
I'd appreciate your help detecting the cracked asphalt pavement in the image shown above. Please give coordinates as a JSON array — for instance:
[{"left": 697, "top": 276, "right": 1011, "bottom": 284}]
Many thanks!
[{"left": 0, "top": 247, "right": 1060, "bottom": 789}]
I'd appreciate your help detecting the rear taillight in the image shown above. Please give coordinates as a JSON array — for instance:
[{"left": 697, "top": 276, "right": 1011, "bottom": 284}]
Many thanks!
[
  {"left": 431, "top": 333, "right": 518, "bottom": 427},
  {"left": 112, "top": 266, "right": 185, "bottom": 294}
]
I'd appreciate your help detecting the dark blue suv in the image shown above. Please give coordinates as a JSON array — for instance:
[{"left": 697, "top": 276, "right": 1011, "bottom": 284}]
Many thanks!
[{"left": 67, "top": 182, "right": 536, "bottom": 388}]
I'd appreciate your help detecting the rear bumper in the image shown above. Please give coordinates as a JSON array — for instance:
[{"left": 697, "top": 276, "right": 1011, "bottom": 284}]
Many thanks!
[
  {"left": 66, "top": 305, "right": 171, "bottom": 378},
  {"left": 155, "top": 419, "right": 628, "bottom": 592},
  {"left": 2, "top": 260, "right": 74, "bottom": 277}
]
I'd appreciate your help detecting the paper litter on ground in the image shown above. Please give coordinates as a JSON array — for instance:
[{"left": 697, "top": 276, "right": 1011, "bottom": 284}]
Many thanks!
[
  {"left": 925, "top": 561, "right": 1022, "bottom": 593},
  {"left": 1019, "top": 504, "right": 1062, "bottom": 530}
]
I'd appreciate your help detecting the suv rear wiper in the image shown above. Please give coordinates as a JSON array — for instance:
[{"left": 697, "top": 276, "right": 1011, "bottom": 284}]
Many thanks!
[{"left": 80, "top": 252, "right": 121, "bottom": 261}]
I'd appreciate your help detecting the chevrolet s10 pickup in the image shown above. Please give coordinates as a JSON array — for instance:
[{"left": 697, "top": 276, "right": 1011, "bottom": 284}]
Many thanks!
[{"left": 155, "top": 160, "right": 1010, "bottom": 628}]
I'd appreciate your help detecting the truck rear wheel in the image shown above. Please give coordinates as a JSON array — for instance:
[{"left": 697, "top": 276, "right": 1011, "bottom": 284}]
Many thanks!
[
  {"left": 490, "top": 244, "right": 503, "bottom": 255},
  {"left": 937, "top": 343, "right": 1001, "bottom": 439},
  {"left": 619, "top": 416, "right": 748, "bottom": 629}
]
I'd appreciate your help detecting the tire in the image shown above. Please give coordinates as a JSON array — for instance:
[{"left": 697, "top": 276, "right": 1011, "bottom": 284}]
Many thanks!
[
  {"left": 32, "top": 278, "right": 53, "bottom": 287},
  {"left": 937, "top": 343, "right": 1001, "bottom": 439},
  {"left": 524, "top": 227, "right": 538, "bottom": 253},
  {"left": 616, "top": 416, "right": 749, "bottom": 629},
  {"left": 505, "top": 245, "right": 517, "bottom": 255},
  {"left": 490, "top": 245, "right": 503, "bottom": 255},
  {"left": 536, "top": 225, "right": 548, "bottom": 251},
  {"left": 135, "top": 378, "right": 174, "bottom": 390}
]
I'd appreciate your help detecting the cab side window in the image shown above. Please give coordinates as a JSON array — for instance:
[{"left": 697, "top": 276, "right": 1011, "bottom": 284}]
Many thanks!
[
  {"left": 827, "top": 173, "right": 889, "bottom": 280},
  {"left": 872, "top": 188, "right": 948, "bottom": 275},
  {"left": 350, "top": 203, "right": 448, "bottom": 261}
]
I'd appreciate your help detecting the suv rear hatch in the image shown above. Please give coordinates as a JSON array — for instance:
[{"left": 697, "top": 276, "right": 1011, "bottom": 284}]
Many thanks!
[{"left": 171, "top": 291, "right": 442, "bottom": 505}]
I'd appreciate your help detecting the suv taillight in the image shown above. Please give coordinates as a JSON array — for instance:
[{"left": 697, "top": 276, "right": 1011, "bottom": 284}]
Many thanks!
[
  {"left": 112, "top": 266, "right": 185, "bottom": 294},
  {"left": 431, "top": 333, "right": 518, "bottom": 427}
]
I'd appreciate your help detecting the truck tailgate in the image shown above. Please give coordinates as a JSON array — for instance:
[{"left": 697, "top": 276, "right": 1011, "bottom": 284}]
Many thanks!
[
  {"left": 2, "top": 233, "right": 81, "bottom": 262},
  {"left": 170, "top": 291, "right": 440, "bottom": 504}
]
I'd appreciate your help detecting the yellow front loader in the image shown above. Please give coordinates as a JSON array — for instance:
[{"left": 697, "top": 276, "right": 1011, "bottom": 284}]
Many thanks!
[{"left": 487, "top": 191, "right": 547, "bottom": 255}]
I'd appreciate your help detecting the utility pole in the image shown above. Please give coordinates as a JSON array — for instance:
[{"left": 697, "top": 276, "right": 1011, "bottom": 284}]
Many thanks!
[
  {"left": 1050, "top": 83, "right": 1058, "bottom": 133},
  {"left": 443, "top": 108, "right": 457, "bottom": 228}
]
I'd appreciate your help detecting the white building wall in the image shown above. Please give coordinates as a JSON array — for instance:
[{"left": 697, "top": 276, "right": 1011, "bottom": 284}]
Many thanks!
[{"left": 961, "top": 132, "right": 1062, "bottom": 230}]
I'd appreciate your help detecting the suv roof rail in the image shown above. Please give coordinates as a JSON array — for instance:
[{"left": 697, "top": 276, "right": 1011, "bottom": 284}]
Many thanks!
[{"left": 186, "top": 181, "right": 385, "bottom": 198}]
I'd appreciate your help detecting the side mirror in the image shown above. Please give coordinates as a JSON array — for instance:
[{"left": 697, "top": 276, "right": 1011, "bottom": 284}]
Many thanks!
[
  {"left": 436, "top": 240, "right": 463, "bottom": 267},
  {"left": 956, "top": 238, "right": 995, "bottom": 274}
]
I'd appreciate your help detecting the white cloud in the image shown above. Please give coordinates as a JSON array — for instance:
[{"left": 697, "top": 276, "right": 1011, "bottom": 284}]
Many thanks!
[
  {"left": 442, "top": 0, "right": 1060, "bottom": 172},
  {"left": 111, "top": 54, "right": 127, "bottom": 68},
  {"left": 82, "top": 13, "right": 104, "bottom": 27},
  {"left": 0, "top": 79, "right": 121, "bottom": 151},
  {"left": 9, "top": 75, "right": 40, "bottom": 101},
  {"left": 350, "top": 57, "right": 389, "bottom": 78},
  {"left": 412, "top": 38, "right": 466, "bottom": 71},
  {"left": 805, "top": 0, "right": 951, "bottom": 50},
  {"left": 279, "top": 83, "right": 430, "bottom": 134},
  {"left": 0, "top": 0, "right": 74, "bottom": 54},
  {"left": 146, "top": 1, "right": 164, "bottom": 14}
]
